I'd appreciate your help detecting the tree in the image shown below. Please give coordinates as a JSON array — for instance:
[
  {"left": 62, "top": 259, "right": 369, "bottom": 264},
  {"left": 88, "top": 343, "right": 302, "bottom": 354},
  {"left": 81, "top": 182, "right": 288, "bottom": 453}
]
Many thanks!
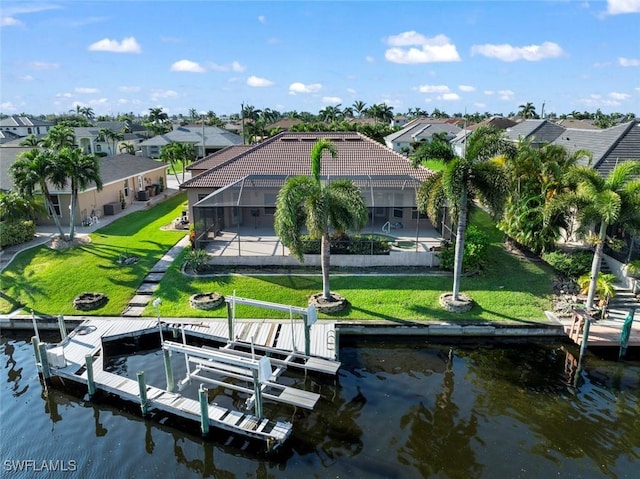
[
  {"left": 159, "top": 142, "right": 197, "bottom": 184},
  {"left": 352, "top": 101, "right": 367, "bottom": 118},
  {"left": 410, "top": 132, "right": 455, "bottom": 167},
  {"left": 147, "top": 107, "right": 171, "bottom": 135},
  {"left": 0, "top": 190, "right": 44, "bottom": 222},
  {"left": 567, "top": 161, "right": 640, "bottom": 309},
  {"left": 518, "top": 102, "right": 538, "bottom": 119},
  {"left": 119, "top": 143, "right": 136, "bottom": 154},
  {"left": 19, "top": 135, "right": 43, "bottom": 147},
  {"left": 417, "top": 127, "right": 514, "bottom": 302},
  {"left": 274, "top": 139, "right": 368, "bottom": 300},
  {"left": 97, "top": 128, "right": 124, "bottom": 155},
  {"left": 44, "top": 124, "right": 75, "bottom": 149},
  {"left": 10, "top": 149, "right": 67, "bottom": 238},
  {"left": 58, "top": 147, "right": 103, "bottom": 240}
]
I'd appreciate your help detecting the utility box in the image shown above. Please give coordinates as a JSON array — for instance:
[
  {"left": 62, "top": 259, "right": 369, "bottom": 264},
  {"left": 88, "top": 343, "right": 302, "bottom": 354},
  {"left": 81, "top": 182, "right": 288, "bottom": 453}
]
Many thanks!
[
  {"left": 103, "top": 202, "right": 122, "bottom": 216},
  {"left": 46, "top": 347, "right": 66, "bottom": 368},
  {"left": 136, "top": 190, "right": 150, "bottom": 201}
]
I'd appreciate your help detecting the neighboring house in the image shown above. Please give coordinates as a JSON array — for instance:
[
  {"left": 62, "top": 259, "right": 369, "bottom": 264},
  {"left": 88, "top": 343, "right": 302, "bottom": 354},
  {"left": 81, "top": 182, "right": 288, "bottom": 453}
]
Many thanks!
[
  {"left": 187, "top": 145, "right": 254, "bottom": 177},
  {"left": 0, "top": 147, "right": 33, "bottom": 192},
  {"left": 138, "top": 125, "right": 243, "bottom": 159},
  {"left": 390, "top": 115, "right": 410, "bottom": 127},
  {"left": 384, "top": 119, "right": 462, "bottom": 154},
  {"left": 0, "top": 116, "right": 53, "bottom": 137},
  {"left": 74, "top": 122, "right": 146, "bottom": 156},
  {"left": 504, "top": 119, "right": 567, "bottom": 146},
  {"left": 554, "top": 119, "right": 599, "bottom": 130},
  {"left": 42, "top": 154, "right": 167, "bottom": 226},
  {"left": 265, "top": 118, "right": 303, "bottom": 132},
  {"left": 452, "top": 117, "right": 517, "bottom": 157},
  {"left": 0, "top": 130, "right": 23, "bottom": 145},
  {"left": 180, "top": 131, "right": 434, "bottom": 249}
]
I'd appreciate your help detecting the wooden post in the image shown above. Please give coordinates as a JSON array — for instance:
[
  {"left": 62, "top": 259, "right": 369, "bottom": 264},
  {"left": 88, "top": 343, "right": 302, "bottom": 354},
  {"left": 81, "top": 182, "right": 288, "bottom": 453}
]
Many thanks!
[
  {"left": 85, "top": 354, "right": 96, "bottom": 397},
  {"left": 32, "top": 336, "right": 41, "bottom": 373},
  {"left": 579, "top": 316, "right": 591, "bottom": 359},
  {"left": 31, "top": 309, "right": 40, "bottom": 343},
  {"left": 252, "top": 369, "right": 263, "bottom": 419},
  {"left": 137, "top": 371, "right": 148, "bottom": 416},
  {"left": 226, "top": 301, "right": 234, "bottom": 342},
  {"left": 57, "top": 314, "right": 67, "bottom": 341},
  {"left": 37, "top": 343, "right": 51, "bottom": 381},
  {"left": 163, "top": 349, "right": 175, "bottom": 393},
  {"left": 199, "top": 384, "right": 209, "bottom": 435}
]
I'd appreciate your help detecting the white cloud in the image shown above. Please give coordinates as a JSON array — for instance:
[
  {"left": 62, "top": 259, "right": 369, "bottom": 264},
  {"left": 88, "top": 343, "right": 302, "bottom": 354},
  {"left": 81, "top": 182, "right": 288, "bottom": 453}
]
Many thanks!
[
  {"left": 1, "top": 16, "right": 22, "bottom": 27},
  {"left": 88, "top": 98, "right": 109, "bottom": 106},
  {"left": 119, "top": 85, "right": 141, "bottom": 93},
  {"left": 19, "top": 75, "right": 34, "bottom": 81},
  {"left": 498, "top": 90, "right": 515, "bottom": 100},
  {"left": 150, "top": 89, "right": 178, "bottom": 101},
  {"left": 381, "top": 98, "right": 402, "bottom": 108},
  {"left": 247, "top": 76, "right": 274, "bottom": 87},
  {"left": 0, "top": 101, "right": 17, "bottom": 111},
  {"left": 258, "top": 15, "right": 266, "bottom": 24},
  {"left": 55, "top": 92, "right": 73, "bottom": 98},
  {"left": 384, "top": 32, "right": 460, "bottom": 63},
  {"left": 474, "top": 102, "right": 487, "bottom": 109},
  {"left": 289, "top": 82, "right": 322, "bottom": 94},
  {"left": 75, "top": 87, "right": 99, "bottom": 94},
  {"left": 439, "top": 93, "right": 461, "bottom": 101},
  {"left": 471, "top": 41, "right": 564, "bottom": 62},
  {"left": 29, "top": 61, "right": 59, "bottom": 70},
  {"left": 416, "top": 84, "right": 450, "bottom": 94},
  {"left": 459, "top": 85, "right": 476, "bottom": 92},
  {"left": 580, "top": 94, "right": 621, "bottom": 107},
  {"left": 322, "top": 96, "right": 343, "bottom": 104},
  {"left": 484, "top": 90, "right": 495, "bottom": 96},
  {"left": 609, "top": 91, "right": 630, "bottom": 100},
  {"left": 88, "top": 37, "right": 141, "bottom": 53},
  {"left": 606, "top": 0, "right": 640, "bottom": 14},
  {"left": 347, "top": 88, "right": 357, "bottom": 95},
  {"left": 170, "top": 59, "right": 205, "bottom": 73},
  {"left": 207, "top": 60, "right": 246, "bottom": 73},
  {"left": 619, "top": 57, "right": 640, "bottom": 67},
  {"left": 365, "top": 55, "right": 375, "bottom": 63}
]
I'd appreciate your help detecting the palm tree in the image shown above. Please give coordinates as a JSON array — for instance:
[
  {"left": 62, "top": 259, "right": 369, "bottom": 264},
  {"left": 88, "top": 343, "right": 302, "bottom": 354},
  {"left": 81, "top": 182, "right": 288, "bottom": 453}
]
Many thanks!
[
  {"left": 274, "top": 139, "right": 368, "bottom": 301},
  {"left": 518, "top": 102, "right": 537, "bottom": 119},
  {"left": 159, "top": 142, "right": 197, "bottom": 184},
  {"left": 10, "top": 149, "right": 67, "bottom": 238},
  {"left": 97, "top": 128, "right": 124, "bottom": 155},
  {"left": 417, "top": 127, "right": 514, "bottom": 303},
  {"left": 58, "top": 147, "right": 103, "bottom": 240},
  {"left": 352, "top": 101, "right": 367, "bottom": 118},
  {"left": 567, "top": 161, "right": 640, "bottom": 309},
  {"left": 147, "top": 107, "right": 170, "bottom": 135},
  {"left": 119, "top": 143, "right": 136, "bottom": 154},
  {"left": 19, "top": 135, "right": 43, "bottom": 147},
  {"left": 44, "top": 125, "right": 75, "bottom": 149},
  {"left": 0, "top": 190, "right": 45, "bottom": 223},
  {"left": 189, "top": 108, "right": 199, "bottom": 123}
]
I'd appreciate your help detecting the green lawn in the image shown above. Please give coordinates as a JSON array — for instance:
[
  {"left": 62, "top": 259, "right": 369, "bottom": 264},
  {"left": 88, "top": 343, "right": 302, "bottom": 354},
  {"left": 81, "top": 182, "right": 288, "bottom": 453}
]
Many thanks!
[
  {"left": 1, "top": 201, "right": 555, "bottom": 322},
  {"left": 0, "top": 194, "right": 188, "bottom": 316}
]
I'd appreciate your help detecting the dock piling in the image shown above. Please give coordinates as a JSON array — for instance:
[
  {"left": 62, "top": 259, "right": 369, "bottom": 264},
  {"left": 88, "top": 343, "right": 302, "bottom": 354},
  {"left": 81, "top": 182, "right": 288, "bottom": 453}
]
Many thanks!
[
  {"left": 37, "top": 342, "right": 51, "bottom": 381},
  {"left": 252, "top": 369, "right": 263, "bottom": 419},
  {"left": 137, "top": 371, "right": 149, "bottom": 416},
  {"left": 85, "top": 354, "right": 96, "bottom": 397},
  {"left": 199, "top": 384, "right": 209, "bottom": 435},
  {"left": 57, "top": 315, "right": 67, "bottom": 341},
  {"left": 163, "top": 349, "right": 175, "bottom": 393},
  {"left": 31, "top": 336, "right": 41, "bottom": 373}
]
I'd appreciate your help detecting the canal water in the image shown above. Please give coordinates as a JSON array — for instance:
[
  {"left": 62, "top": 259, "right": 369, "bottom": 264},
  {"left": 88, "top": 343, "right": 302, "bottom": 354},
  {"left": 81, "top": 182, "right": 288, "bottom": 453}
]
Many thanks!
[{"left": 1, "top": 331, "right": 638, "bottom": 479}]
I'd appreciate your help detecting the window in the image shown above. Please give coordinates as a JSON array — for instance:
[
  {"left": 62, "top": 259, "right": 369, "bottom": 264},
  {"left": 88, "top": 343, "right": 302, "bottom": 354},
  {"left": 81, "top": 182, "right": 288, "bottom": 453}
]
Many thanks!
[
  {"left": 264, "top": 193, "right": 277, "bottom": 215},
  {"left": 124, "top": 179, "right": 129, "bottom": 197},
  {"left": 96, "top": 144, "right": 102, "bottom": 152},
  {"left": 49, "top": 195, "right": 61, "bottom": 216},
  {"left": 27, "top": 128, "right": 32, "bottom": 134}
]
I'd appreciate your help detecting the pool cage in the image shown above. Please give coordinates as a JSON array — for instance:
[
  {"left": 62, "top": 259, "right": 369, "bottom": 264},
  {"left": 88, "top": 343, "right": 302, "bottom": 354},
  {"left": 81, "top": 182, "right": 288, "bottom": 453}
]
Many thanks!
[{"left": 191, "top": 174, "right": 442, "bottom": 251}]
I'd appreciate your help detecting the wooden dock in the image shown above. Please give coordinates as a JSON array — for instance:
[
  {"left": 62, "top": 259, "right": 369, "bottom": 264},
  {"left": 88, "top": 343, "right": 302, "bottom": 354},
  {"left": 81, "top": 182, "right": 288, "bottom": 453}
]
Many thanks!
[
  {"left": 563, "top": 308, "right": 640, "bottom": 348},
  {"left": 38, "top": 317, "right": 340, "bottom": 450}
]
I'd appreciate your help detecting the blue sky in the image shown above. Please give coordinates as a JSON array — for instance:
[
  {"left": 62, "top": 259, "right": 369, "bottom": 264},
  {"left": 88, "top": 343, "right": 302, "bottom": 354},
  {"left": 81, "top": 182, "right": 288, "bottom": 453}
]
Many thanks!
[{"left": 1, "top": 0, "right": 639, "bottom": 118}]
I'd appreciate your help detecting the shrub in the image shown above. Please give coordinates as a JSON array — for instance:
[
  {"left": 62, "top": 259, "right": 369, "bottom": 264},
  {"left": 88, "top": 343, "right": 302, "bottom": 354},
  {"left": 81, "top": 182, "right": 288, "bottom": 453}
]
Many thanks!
[
  {"left": 542, "top": 250, "right": 592, "bottom": 278},
  {"left": 0, "top": 220, "right": 36, "bottom": 248},
  {"left": 627, "top": 259, "right": 640, "bottom": 278},
  {"left": 299, "top": 234, "right": 391, "bottom": 255},
  {"left": 183, "top": 248, "right": 209, "bottom": 273},
  {"left": 437, "top": 226, "right": 488, "bottom": 272}
]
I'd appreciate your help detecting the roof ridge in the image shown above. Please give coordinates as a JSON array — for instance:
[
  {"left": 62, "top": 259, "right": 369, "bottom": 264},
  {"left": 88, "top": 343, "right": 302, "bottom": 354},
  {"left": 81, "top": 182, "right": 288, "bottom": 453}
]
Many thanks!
[{"left": 592, "top": 120, "right": 637, "bottom": 170}]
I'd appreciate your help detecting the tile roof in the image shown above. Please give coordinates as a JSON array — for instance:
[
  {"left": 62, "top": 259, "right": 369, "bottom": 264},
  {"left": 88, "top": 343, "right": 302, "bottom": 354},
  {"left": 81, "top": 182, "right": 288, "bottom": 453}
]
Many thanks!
[
  {"left": 187, "top": 145, "right": 254, "bottom": 172},
  {"left": 505, "top": 119, "right": 566, "bottom": 144},
  {"left": 384, "top": 119, "right": 461, "bottom": 143},
  {"left": 0, "top": 116, "right": 54, "bottom": 128},
  {"left": 182, "top": 131, "right": 432, "bottom": 189},
  {"left": 0, "top": 147, "right": 33, "bottom": 192},
  {"left": 138, "top": 126, "right": 243, "bottom": 147},
  {"left": 467, "top": 116, "right": 517, "bottom": 131}
]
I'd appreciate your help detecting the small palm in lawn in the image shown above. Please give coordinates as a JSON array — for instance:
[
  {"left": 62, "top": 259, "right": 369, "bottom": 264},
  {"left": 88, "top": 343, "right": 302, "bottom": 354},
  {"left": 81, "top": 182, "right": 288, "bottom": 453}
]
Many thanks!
[
  {"left": 160, "top": 142, "right": 196, "bottom": 184},
  {"left": 417, "top": 126, "right": 514, "bottom": 307},
  {"left": 567, "top": 161, "right": 640, "bottom": 310},
  {"left": 274, "top": 139, "right": 368, "bottom": 302},
  {"left": 10, "top": 149, "right": 67, "bottom": 238}
]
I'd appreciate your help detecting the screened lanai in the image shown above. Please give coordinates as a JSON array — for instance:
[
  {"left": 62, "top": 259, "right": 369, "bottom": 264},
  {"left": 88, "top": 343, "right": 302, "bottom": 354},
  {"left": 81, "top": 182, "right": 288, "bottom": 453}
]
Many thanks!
[{"left": 191, "top": 174, "right": 442, "bottom": 250}]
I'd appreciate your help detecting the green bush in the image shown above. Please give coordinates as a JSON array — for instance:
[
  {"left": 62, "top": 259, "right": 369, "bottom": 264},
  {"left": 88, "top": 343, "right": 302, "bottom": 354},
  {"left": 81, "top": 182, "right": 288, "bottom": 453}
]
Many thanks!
[
  {"left": 437, "top": 226, "right": 488, "bottom": 272},
  {"left": 542, "top": 250, "right": 592, "bottom": 278},
  {"left": 299, "top": 234, "right": 391, "bottom": 255},
  {"left": 0, "top": 220, "right": 36, "bottom": 248},
  {"left": 183, "top": 248, "right": 209, "bottom": 273}
]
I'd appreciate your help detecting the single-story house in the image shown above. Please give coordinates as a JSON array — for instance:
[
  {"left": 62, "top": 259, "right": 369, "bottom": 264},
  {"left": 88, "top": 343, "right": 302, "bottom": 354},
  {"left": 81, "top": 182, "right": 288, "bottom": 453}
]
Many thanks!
[
  {"left": 384, "top": 119, "right": 462, "bottom": 154},
  {"left": 42, "top": 154, "right": 168, "bottom": 226},
  {"left": 138, "top": 125, "right": 243, "bottom": 159},
  {"left": 180, "top": 131, "right": 434, "bottom": 249},
  {"left": 504, "top": 119, "right": 567, "bottom": 146},
  {"left": 0, "top": 116, "right": 54, "bottom": 137},
  {"left": 74, "top": 121, "right": 147, "bottom": 156}
]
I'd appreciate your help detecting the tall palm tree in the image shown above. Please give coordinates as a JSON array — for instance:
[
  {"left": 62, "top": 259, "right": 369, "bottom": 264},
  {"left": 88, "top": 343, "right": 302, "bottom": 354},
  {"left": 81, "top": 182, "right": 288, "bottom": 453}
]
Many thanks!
[
  {"left": 352, "top": 101, "right": 367, "bottom": 118},
  {"left": 44, "top": 125, "right": 75, "bottom": 149},
  {"left": 567, "top": 161, "right": 640, "bottom": 309},
  {"left": 58, "top": 147, "right": 103, "bottom": 240},
  {"left": 417, "top": 127, "right": 514, "bottom": 302},
  {"left": 159, "top": 142, "right": 197, "bottom": 184},
  {"left": 10, "top": 149, "right": 67, "bottom": 238},
  {"left": 274, "top": 139, "right": 368, "bottom": 301},
  {"left": 147, "top": 107, "right": 170, "bottom": 135},
  {"left": 518, "top": 102, "right": 537, "bottom": 119},
  {"left": 97, "top": 128, "right": 124, "bottom": 155}
]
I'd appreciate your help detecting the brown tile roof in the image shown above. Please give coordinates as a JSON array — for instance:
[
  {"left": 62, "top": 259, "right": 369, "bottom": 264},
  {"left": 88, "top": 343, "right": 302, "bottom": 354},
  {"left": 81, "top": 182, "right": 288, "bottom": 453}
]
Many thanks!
[
  {"left": 187, "top": 145, "right": 254, "bottom": 171},
  {"left": 182, "top": 132, "right": 432, "bottom": 189}
]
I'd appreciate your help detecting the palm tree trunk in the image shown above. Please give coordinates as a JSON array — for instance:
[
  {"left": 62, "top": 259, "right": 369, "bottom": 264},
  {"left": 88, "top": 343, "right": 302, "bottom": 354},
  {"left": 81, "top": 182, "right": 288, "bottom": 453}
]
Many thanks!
[
  {"left": 452, "top": 190, "right": 468, "bottom": 301},
  {"left": 68, "top": 184, "right": 77, "bottom": 241},
  {"left": 321, "top": 233, "right": 331, "bottom": 299},
  {"left": 585, "top": 222, "right": 607, "bottom": 310},
  {"left": 42, "top": 185, "right": 66, "bottom": 239}
]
